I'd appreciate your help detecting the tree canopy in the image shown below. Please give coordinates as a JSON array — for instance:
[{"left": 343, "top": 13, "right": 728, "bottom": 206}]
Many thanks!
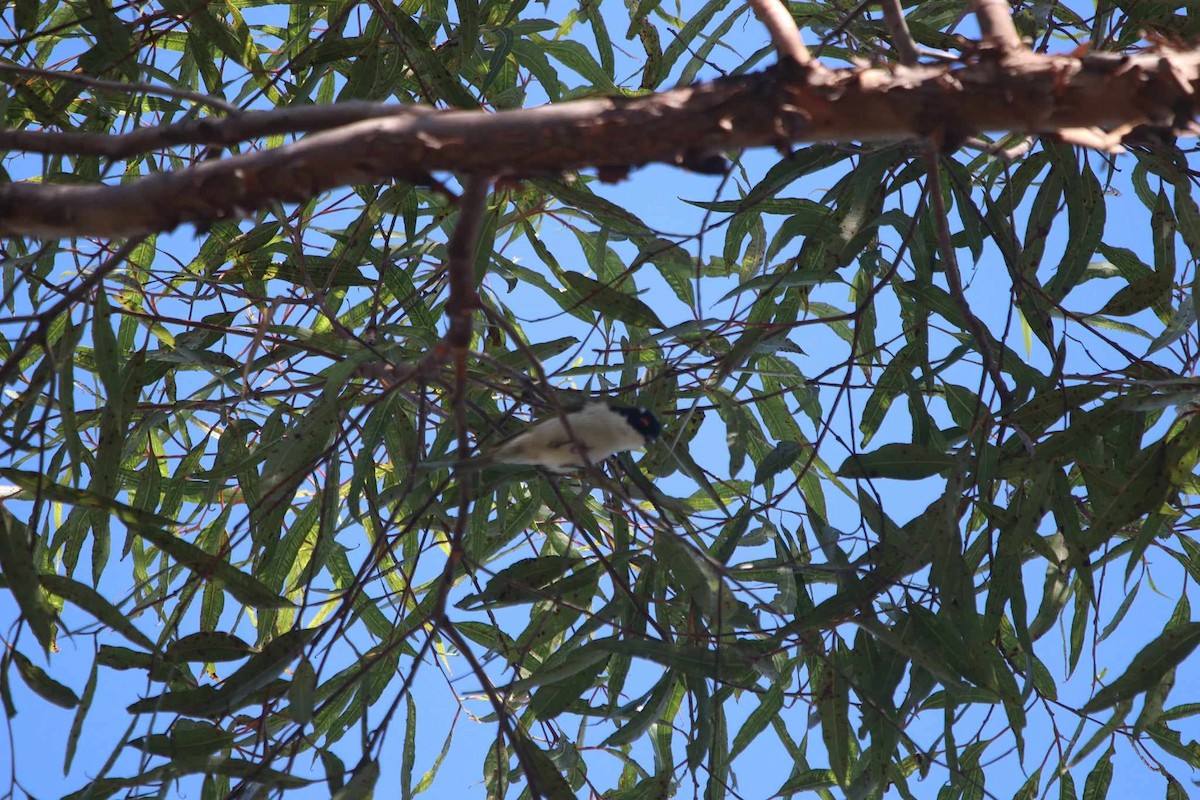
[{"left": 2, "top": 1, "right": 1200, "bottom": 799}]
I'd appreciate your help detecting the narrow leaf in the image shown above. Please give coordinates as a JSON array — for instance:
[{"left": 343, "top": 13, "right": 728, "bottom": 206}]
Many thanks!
[
  {"left": 1082, "top": 623, "right": 1200, "bottom": 712},
  {"left": 12, "top": 650, "right": 78, "bottom": 709}
]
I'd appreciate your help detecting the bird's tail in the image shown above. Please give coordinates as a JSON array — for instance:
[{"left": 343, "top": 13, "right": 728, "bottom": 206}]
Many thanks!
[
  {"left": 412, "top": 453, "right": 494, "bottom": 471},
  {"left": 452, "top": 454, "right": 496, "bottom": 471}
]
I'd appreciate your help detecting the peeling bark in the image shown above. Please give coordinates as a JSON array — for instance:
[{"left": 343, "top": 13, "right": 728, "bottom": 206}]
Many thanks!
[{"left": 1, "top": 49, "right": 1197, "bottom": 239}]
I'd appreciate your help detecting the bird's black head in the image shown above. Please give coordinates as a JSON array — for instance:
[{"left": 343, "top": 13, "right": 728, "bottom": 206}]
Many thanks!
[{"left": 613, "top": 406, "right": 661, "bottom": 442}]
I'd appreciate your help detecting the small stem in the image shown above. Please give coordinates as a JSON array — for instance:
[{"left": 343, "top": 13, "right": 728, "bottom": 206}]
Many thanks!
[
  {"left": 879, "top": 0, "right": 920, "bottom": 65},
  {"left": 748, "top": 0, "right": 812, "bottom": 65},
  {"left": 972, "top": 0, "right": 1025, "bottom": 54}
]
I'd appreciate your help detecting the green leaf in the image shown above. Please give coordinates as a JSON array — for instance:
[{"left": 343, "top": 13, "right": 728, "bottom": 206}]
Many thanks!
[
  {"left": 717, "top": 266, "right": 835, "bottom": 304},
  {"left": 775, "top": 769, "right": 838, "bottom": 794},
  {"left": 1, "top": 469, "right": 294, "bottom": 609},
  {"left": 817, "top": 655, "right": 853, "bottom": 785},
  {"left": 729, "top": 683, "right": 784, "bottom": 760},
  {"left": 593, "top": 637, "right": 757, "bottom": 683},
  {"left": 529, "top": 649, "right": 608, "bottom": 720},
  {"left": 657, "top": 0, "right": 730, "bottom": 82},
  {"left": 216, "top": 627, "right": 320, "bottom": 710},
  {"left": 0, "top": 509, "right": 54, "bottom": 652},
  {"left": 1081, "top": 750, "right": 1113, "bottom": 800},
  {"left": 194, "top": 756, "right": 310, "bottom": 787},
  {"left": 540, "top": 39, "right": 617, "bottom": 92},
  {"left": 289, "top": 657, "right": 316, "bottom": 725},
  {"left": 332, "top": 759, "right": 380, "bottom": 800},
  {"left": 413, "top": 708, "right": 455, "bottom": 794},
  {"left": 561, "top": 271, "right": 664, "bottom": 329},
  {"left": 459, "top": 555, "right": 581, "bottom": 609},
  {"left": 1044, "top": 142, "right": 1105, "bottom": 303},
  {"left": 836, "top": 443, "right": 955, "bottom": 480},
  {"left": 754, "top": 440, "right": 803, "bottom": 486},
  {"left": 165, "top": 632, "right": 254, "bottom": 663},
  {"left": 63, "top": 660, "right": 98, "bottom": 772},
  {"left": 127, "top": 685, "right": 223, "bottom": 717},
  {"left": 129, "top": 720, "right": 236, "bottom": 759},
  {"left": 509, "top": 730, "right": 576, "bottom": 800},
  {"left": 1081, "top": 623, "right": 1200, "bottom": 712},
  {"left": 127, "top": 680, "right": 289, "bottom": 718},
  {"left": 40, "top": 574, "right": 156, "bottom": 652},
  {"left": 12, "top": 650, "right": 78, "bottom": 709},
  {"left": 253, "top": 373, "right": 347, "bottom": 545}
]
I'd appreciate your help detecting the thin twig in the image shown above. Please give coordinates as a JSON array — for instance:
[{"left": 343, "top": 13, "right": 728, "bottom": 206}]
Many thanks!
[
  {"left": 0, "top": 61, "right": 240, "bottom": 114},
  {"left": 0, "top": 237, "right": 146, "bottom": 387},
  {"left": 811, "top": 0, "right": 873, "bottom": 61},
  {"left": 921, "top": 144, "right": 1013, "bottom": 405},
  {"left": 0, "top": 101, "right": 434, "bottom": 159},
  {"left": 435, "top": 621, "right": 548, "bottom": 798}
]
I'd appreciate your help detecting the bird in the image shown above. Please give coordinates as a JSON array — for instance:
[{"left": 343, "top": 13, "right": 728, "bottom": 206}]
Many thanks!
[{"left": 458, "top": 402, "right": 661, "bottom": 474}]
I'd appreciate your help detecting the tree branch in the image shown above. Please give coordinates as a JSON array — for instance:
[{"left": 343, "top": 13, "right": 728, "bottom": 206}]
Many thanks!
[
  {"left": 922, "top": 145, "right": 1012, "bottom": 406},
  {"left": 879, "top": 0, "right": 920, "bottom": 66},
  {"left": 0, "top": 101, "right": 435, "bottom": 159},
  {"left": 2, "top": 49, "right": 1198, "bottom": 239},
  {"left": 445, "top": 176, "right": 491, "bottom": 491},
  {"left": 748, "top": 0, "right": 813, "bottom": 66},
  {"left": 0, "top": 61, "right": 240, "bottom": 114},
  {"left": 0, "top": 237, "right": 146, "bottom": 387},
  {"left": 972, "top": 0, "right": 1025, "bottom": 54}
]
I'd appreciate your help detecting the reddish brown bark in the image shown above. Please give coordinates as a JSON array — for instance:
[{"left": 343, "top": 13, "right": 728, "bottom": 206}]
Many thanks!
[{"left": 1, "top": 49, "right": 1197, "bottom": 239}]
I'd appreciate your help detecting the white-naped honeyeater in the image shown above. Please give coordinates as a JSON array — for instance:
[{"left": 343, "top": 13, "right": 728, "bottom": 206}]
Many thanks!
[{"left": 457, "top": 402, "right": 661, "bottom": 474}]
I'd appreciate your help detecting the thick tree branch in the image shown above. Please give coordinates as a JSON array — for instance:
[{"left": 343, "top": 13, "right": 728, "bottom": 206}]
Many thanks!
[{"left": 2, "top": 49, "right": 1199, "bottom": 239}]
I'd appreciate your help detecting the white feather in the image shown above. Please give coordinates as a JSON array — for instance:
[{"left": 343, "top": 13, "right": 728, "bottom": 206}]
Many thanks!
[{"left": 481, "top": 402, "right": 654, "bottom": 473}]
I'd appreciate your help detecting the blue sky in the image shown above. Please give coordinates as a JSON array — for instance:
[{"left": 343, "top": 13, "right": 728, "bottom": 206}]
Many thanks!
[{"left": 3, "top": 2, "right": 1200, "bottom": 799}]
